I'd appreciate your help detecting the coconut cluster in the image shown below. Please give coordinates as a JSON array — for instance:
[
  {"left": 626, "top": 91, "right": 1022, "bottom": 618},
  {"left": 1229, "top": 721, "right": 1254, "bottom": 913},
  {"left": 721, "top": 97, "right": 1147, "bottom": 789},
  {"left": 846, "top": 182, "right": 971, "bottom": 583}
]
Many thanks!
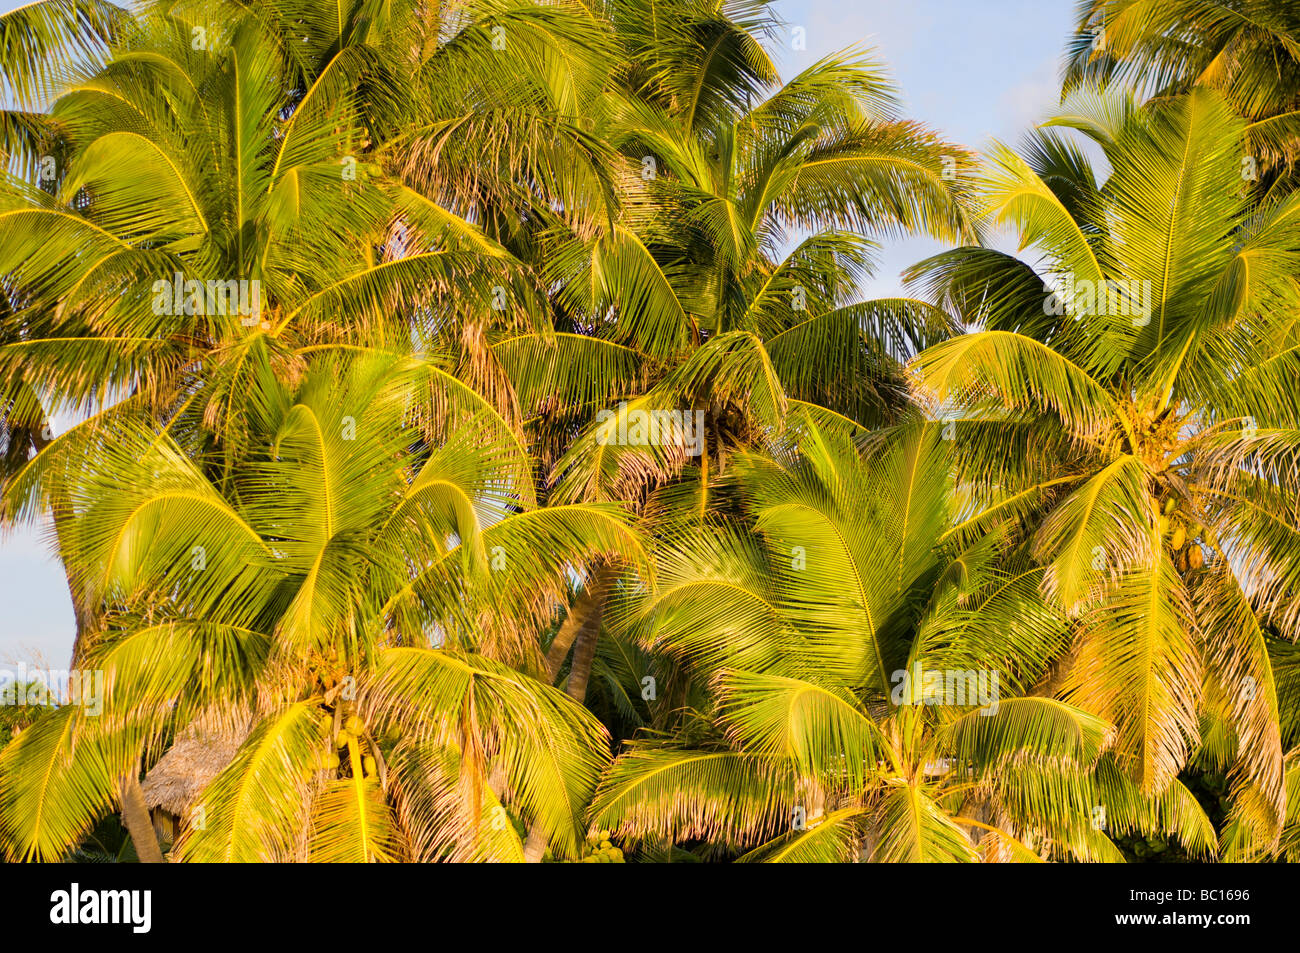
[
  {"left": 1158, "top": 496, "right": 1207, "bottom": 572},
  {"left": 577, "top": 830, "right": 624, "bottom": 863}
]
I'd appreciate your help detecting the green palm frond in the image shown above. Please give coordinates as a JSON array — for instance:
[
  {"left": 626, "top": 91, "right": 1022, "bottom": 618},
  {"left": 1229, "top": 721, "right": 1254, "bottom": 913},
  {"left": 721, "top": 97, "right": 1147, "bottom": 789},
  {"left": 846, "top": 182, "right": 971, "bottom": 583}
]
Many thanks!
[
  {"left": 307, "top": 774, "right": 403, "bottom": 863},
  {"left": 0, "top": 707, "right": 122, "bottom": 861},
  {"left": 866, "top": 783, "right": 980, "bottom": 862},
  {"left": 942, "top": 698, "right": 1109, "bottom": 768},
  {"left": 739, "top": 806, "right": 865, "bottom": 863},
  {"left": 714, "top": 670, "right": 887, "bottom": 789},
  {"left": 365, "top": 647, "right": 609, "bottom": 858},
  {"left": 1064, "top": 559, "right": 1203, "bottom": 795},
  {"left": 0, "top": 0, "right": 123, "bottom": 109},
  {"left": 176, "top": 702, "right": 329, "bottom": 862},
  {"left": 590, "top": 741, "right": 798, "bottom": 849}
]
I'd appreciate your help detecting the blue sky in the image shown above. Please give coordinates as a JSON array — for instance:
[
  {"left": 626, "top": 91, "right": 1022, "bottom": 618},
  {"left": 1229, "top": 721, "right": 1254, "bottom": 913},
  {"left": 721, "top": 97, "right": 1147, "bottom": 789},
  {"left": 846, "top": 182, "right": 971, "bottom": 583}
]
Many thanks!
[
  {"left": 0, "top": 0, "right": 1081, "bottom": 668},
  {"left": 772, "top": 0, "right": 1079, "bottom": 295}
]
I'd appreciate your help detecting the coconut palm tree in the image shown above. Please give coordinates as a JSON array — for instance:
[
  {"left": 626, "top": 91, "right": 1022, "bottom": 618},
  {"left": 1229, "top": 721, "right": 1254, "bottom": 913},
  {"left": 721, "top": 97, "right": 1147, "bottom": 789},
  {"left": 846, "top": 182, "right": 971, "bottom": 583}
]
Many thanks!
[
  {"left": 1064, "top": 0, "right": 1300, "bottom": 196},
  {"left": 0, "top": 352, "right": 645, "bottom": 862},
  {"left": 0, "top": 1, "right": 580, "bottom": 651},
  {"left": 587, "top": 418, "right": 1219, "bottom": 860},
  {"left": 0, "top": 0, "right": 562, "bottom": 456},
  {"left": 512, "top": 34, "right": 975, "bottom": 490},
  {"left": 491, "top": 4, "right": 974, "bottom": 728},
  {"left": 906, "top": 85, "right": 1300, "bottom": 851},
  {"left": 5, "top": 0, "right": 1290, "bottom": 867},
  {"left": 481, "top": 4, "right": 979, "bottom": 858}
]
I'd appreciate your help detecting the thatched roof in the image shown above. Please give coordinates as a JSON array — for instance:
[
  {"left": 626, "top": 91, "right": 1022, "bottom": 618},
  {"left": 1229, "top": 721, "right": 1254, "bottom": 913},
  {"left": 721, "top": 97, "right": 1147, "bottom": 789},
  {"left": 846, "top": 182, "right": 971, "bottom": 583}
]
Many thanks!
[{"left": 141, "top": 721, "right": 249, "bottom": 817}]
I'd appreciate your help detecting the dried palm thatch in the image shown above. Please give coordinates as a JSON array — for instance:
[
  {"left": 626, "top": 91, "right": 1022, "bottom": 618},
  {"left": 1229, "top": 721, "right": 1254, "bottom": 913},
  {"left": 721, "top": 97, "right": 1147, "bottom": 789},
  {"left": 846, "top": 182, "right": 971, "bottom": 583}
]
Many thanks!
[{"left": 141, "top": 716, "right": 251, "bottom": 818}]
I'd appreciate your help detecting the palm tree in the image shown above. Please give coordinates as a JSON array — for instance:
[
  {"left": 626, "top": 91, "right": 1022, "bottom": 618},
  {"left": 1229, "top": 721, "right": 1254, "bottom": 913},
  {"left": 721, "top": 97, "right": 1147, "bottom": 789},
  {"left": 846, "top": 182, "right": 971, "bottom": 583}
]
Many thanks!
[
  {"left": 1064, "top": 0, "right": 1300, "bottom": 196},
  {"left": 0, "top": 1, "right": 580, "bottom": 651},
  {"left": 4, "top": 0, "right": 1290, "bottom": 867},
  {"left": 907, "top": 85, "right": 1300, "bottom": 852},
  {"left": 493, "top": 1, "right": 975, "bottom": 718},
  {"left": 587, "top": 418, "right": 1219, "bottom": 860},
  {"left": 483, "top": 1, "right": 978, "bottom": 858},
  {"left": 0, "top": 352, "right": 644, "bottom": 862}
]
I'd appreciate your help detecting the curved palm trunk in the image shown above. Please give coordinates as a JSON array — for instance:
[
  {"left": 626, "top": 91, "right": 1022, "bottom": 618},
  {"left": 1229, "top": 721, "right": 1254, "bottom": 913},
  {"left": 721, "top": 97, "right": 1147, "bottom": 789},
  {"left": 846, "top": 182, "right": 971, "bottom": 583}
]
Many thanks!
[
  {"left": 522, "top": 431, "right": 722, "bottom": 861},
  {"left": 561, "top": 571, "right": 610, "bottom": 705},
  {"left": 542, "top": 565, "right": 613, "bottom": 702},
  {"left": 543, "top": 585, "right": 598, "bottom": 682},
  {"left": 118, "top": 771, "right": 165, "bottom": 863},
  {"left": 522, "top": 566, "right": 614, "bottom": 862}
]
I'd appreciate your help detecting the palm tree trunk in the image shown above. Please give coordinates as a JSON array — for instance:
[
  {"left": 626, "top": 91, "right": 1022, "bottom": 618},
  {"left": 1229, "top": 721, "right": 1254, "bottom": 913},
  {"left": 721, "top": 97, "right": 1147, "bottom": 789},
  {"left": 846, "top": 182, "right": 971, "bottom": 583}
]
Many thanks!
[
  {"left": 118, "top": 771, "right": 165, "bottom": 863},
  {"left": 522, "top": 567, "right": 614, "bottom": 862},
  {"left": 520, "top": 812, "right": 550, "bottom": 862},
  {"left": 543, "top": 586, "right": 598, "bottom": 682},
  {"left": 559, "top": 567, "right": 612, "bottom": 704}
]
